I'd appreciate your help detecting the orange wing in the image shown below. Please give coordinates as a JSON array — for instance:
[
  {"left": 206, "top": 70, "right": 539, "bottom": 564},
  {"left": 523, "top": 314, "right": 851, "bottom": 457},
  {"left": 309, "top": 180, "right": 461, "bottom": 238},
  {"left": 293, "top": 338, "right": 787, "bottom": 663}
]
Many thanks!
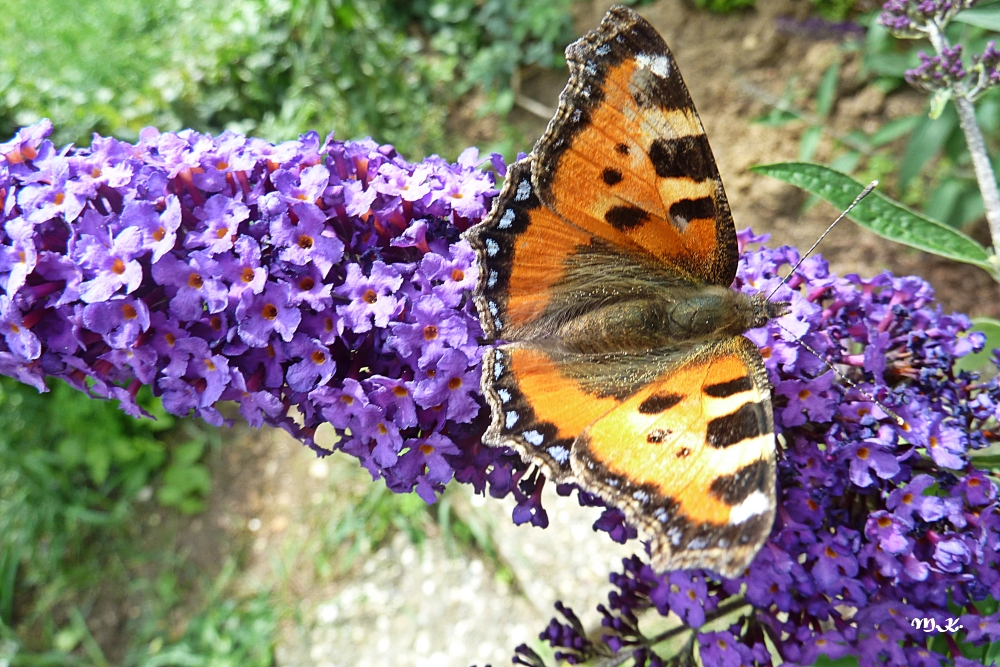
[
  {"left": 465, "top": 158, "right": 685, "bottom": 343},
  {"left": 571, "top": 336, "right": 776, "bottom": 578},
  {"left": 533, "top": 6, "right": 737, "bottom": 286}
]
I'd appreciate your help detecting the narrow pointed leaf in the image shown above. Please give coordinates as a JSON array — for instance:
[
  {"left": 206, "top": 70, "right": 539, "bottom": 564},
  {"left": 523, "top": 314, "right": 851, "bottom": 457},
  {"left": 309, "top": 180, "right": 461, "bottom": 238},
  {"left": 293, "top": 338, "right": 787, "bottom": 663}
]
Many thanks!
[
  {"left": 954, "top": 3, "right": 1000, "bottom": 31},
  {"left": 750, "top": 162, "right": 996, "bottom": 275}
]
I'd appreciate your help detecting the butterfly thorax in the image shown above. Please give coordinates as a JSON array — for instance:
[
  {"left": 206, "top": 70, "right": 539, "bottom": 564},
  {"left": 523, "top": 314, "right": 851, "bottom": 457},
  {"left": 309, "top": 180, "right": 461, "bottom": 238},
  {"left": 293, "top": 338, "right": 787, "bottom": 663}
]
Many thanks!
[{"left": 553, "top": 287, "right": 789, "bottom": 354}]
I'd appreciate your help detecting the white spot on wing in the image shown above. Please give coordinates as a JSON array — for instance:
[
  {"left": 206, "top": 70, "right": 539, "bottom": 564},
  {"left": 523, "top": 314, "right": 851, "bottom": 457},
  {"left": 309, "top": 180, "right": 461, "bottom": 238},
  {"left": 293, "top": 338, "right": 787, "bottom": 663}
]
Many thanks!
[
  {"left": 595, "top": 44, "right": 611, "bottom": 56},
  {"left": 523, "top": 430, "right": 544, "bottom": 446},
  {"left": 498, "top": 209, "right": 515, "bottom": 229},
  {"left": 585, "top": 60, "right": 597, "bottom": 76},
  {"left": 487, "top": 270, "right": 498, "bottom": 288},
  {"left": 689, "top": 537, "right": 708, "bottom": 550},
  {"left": 633, "top": 490, "right": 650, "bottom": 504},
  {"left": 515, "top": 180, "right": 531, "bottom": 202},
  {"left": 729, "top": 491, "right": 772, "bottom": 525},
  {"left": 488, "top": 301, "right": 498, "bottom": 315},
  {"left": 636, "top": 52, "right": 671, "bottom": 79},
  {"left": 485, "top": 238, "right": 499, "bottom": 257},
  {"left": 505, "top": 410, "right": 519, "bottom": 429},
  {"left": 498, "top": 388, "right": 511, "bottom": 403},
  {"left": 494, "top": 361, "right": 504, "bottom": 379}
]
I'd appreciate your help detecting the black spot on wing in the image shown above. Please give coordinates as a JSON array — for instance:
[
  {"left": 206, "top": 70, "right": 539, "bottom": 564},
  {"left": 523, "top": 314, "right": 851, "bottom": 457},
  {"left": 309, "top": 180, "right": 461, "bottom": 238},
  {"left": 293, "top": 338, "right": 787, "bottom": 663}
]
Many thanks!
[
  {"left": 704, "top": 375, "right": 753, "bottom": 398},
  {"left": 629, "top": 66, "right": 690, "bottom": 111},
  {"left": 602, "top": 168, "right": 623, "bottom": 185},
  {"left": 639, "top": 393, "right": 683, "bottom": 414},
  {"left": 669, "top": 197, "right": 716, "bottom": 224},
  {"left": 709, "top": 459, "right": 772, "bottom": 506},
  {"left": 706, "top": 402, "right": 767, "bottom": 449},
  {"left": 649, "top": 136, "right": 713, "bottom": 181},
  {"left": 615, "top": 143, "right": 630, "bottom": 155},
  {"left": 605, "top": 205, "right": 649, "bottom": 230}
]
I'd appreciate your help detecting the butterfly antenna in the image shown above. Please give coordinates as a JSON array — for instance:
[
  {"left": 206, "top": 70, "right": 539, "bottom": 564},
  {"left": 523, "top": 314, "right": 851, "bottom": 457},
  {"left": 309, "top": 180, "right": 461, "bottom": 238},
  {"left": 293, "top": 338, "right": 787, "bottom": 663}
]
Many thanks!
[
  {"left": 766, "top": 180, "right": 879, "bottom": 302},
  {"left": 772, "top": 319, "right": 904, "bottom": 426}
]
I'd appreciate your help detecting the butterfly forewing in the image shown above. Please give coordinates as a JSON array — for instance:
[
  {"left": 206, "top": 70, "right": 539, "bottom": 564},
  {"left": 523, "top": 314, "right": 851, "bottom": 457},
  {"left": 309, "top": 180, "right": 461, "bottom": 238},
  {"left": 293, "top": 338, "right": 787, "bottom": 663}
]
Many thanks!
[{"left": 532, "top": 5, "right": 738, "bottom": 286}]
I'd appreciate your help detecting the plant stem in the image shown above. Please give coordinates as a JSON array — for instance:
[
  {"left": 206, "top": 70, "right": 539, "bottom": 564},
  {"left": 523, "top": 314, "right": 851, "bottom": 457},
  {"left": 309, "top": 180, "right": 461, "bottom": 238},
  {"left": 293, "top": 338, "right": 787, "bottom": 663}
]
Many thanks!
[
  {"left": 926, "top": 21, "right": 1000, "bottom": 281},
  {"left": 954, "top": 95, "right": 1000, "bottom": 278}
]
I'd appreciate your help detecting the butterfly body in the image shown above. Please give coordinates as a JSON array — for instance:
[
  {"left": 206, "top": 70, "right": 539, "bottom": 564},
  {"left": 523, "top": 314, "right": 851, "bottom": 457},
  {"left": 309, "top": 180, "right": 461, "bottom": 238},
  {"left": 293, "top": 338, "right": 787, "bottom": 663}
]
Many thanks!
[{"left": 464, "top": 6, "right": 788, "bottom": 578}]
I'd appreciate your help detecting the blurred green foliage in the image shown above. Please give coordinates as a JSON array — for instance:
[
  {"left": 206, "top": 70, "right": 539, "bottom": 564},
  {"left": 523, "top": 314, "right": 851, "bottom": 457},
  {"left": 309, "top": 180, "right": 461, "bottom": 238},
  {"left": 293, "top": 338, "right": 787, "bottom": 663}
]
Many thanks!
[
  {"left": 0, "top": 0, "right": 576, "bottom": 160},
  {"left": 0, "top": 376, "right": 224, "bottom": 655},
  {"left": 693, "top": 0, "right": 860, "bottom": 18},
  {"left": 751, "top": 9, "right": 1000, "bottom": 232}
]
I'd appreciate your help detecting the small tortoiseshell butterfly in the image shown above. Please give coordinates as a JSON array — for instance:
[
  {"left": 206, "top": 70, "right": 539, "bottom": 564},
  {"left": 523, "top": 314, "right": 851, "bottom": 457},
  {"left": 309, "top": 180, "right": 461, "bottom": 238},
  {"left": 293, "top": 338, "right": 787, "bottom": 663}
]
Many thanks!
[{"left": 463, "top": 6, "right": 789, "bottom": 578}]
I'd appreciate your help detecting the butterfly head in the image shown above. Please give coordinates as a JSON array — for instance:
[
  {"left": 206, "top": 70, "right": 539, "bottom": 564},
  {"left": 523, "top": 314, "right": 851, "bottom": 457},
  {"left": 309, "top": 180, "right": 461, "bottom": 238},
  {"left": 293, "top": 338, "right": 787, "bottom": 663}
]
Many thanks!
[{"left": 749, "top": 293, "right": 790, "bottom": 330}]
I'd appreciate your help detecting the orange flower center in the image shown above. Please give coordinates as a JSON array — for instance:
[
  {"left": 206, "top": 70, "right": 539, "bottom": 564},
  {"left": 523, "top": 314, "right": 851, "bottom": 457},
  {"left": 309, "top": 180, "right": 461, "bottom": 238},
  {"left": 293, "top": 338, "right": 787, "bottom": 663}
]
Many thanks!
[
  {"left": 450, "top": 269, "right": 465, "bottom": 282},
  {"left": 188, "top": 273, "right": 204, "bottom": 288},
  {"left": 856, "top": 446, "right": 869, "bottom": 460},
  {"left": 111, "top": 258, "right": 127, "bottom": 275},
  {"left": 241, "top": 267, "right": 256, "bottom": 283},
  {"left": 121, "top": 304, "right": 138, "bottom": 320},
  {"left": 363, "top": 289, "right": 378, "bottom": 304},
  {"left": 298, "top": 235, "right": 314, "bottom": 249},
  {"left": 262, "top": 303, "right": 278, "bottom": 320},
  {"left": 424, "top": 325, "right": 438, "bottom": 340},
  {"left": 311, "top": 350, "right": 327, "bottom": 365},
  {"left": 419, "top": 444, "right": 434, "bottom": 455},
  {"left": 299, "top": 277, "right": 315, "bottom": 291},
  {"left": 448, "top": 377, "right": 462, "bottom": 390},
  {"left": 153, "top": 227, "right": 166, "bottom": 242}
]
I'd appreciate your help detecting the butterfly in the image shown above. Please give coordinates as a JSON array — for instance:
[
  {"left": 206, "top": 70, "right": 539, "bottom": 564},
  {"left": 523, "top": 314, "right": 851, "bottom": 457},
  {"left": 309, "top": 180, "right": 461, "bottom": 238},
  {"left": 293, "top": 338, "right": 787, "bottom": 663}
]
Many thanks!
[{"left": 462, "top": 5, "right": 790, "bottom": 578}]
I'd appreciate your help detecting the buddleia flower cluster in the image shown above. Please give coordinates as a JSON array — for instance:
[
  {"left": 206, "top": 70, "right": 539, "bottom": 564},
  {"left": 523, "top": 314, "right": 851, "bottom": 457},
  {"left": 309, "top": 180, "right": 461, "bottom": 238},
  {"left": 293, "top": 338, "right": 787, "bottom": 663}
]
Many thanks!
[
  {"left": 878, "top": 0, "right": 975, "bottom": 37},
  {"left": 880, "top": 1, "right": 1000, "bottom": 104},
  {"left": 3, "top": 122, "right": 1000, "bottom": 666},
  {"left": 518, "top": 230, "right": 1000, "bottom": 667},
  {"left": 0, "top": 119, "right": 540, "bottom": 509}
]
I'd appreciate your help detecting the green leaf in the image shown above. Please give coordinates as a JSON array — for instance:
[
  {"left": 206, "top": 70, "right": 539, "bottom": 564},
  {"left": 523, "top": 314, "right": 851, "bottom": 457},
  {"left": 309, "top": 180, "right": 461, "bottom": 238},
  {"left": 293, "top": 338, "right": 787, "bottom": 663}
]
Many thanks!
[
  {"left": 809, "top": 654, "right": 861, "bottom": 666},
  {"left": 750, "top": 162, "right": 996, "bottom": 275},
  {"left": 925, "top": 179, "right": 967, "bottom": 225},
  {"left": 869, "top": 114, "right": 922, "bottom": 147},
  {"left": 816, "top": 61, "right": 840, "bottom": 118},
  {"left": 800, "top": 126, "right": 823, "bottom": 162},
  {"left": 954, "top": 3, "right": 1000, "bottom": 31},
  {"left": 955, "top": 316, "right": 1000, "bottom": 373},
  {"left": 900, "top": 106, "right": 959, "bottom": 189},
  {"left": 829, "top": 150, "right": 861, "bottom": 175}
]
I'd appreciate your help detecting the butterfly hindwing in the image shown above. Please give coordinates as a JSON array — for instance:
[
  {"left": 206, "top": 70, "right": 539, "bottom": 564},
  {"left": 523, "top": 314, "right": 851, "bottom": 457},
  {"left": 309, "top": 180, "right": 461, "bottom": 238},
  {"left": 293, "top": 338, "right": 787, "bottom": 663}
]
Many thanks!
[
  {"left": 480, "top": 343, "right": 622, "bottom": 481},
  {"left": 533, "top": 5, "right": 738, "bottom": 286},
  {"left": 571, "top": 335, "right": 776, "bottom": 578}
]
